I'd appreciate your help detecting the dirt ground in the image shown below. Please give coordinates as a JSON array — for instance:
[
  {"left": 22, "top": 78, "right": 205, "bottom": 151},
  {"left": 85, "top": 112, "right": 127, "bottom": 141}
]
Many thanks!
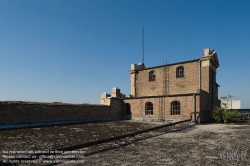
[{"left": 0, "top": 121, "right": 249, "bottom": 166}]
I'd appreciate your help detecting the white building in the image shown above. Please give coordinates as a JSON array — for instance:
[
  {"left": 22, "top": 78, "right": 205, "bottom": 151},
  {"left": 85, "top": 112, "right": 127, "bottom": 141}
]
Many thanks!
[{"left": 221, "top": 100, "right": 241, "bottom": 109}]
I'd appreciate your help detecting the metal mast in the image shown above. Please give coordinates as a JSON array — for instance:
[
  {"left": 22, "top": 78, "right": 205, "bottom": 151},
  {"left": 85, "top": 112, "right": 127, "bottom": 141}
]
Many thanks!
[{"left": 142, "top": 25, "right": 144, "bottom": 64}]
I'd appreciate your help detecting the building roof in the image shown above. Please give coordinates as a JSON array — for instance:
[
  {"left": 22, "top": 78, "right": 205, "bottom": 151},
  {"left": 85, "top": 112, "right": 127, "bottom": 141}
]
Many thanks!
[{"left": 135, "top": 58, "right": 200, "bottom": 71}]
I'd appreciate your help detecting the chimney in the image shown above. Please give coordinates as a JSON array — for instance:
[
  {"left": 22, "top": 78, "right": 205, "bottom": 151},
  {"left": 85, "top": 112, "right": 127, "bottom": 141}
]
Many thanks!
[
  {"left": 203, "top": 48, "right": 214, "bottom": 56},
  {"left": 112, "top": 87, "right": 120, "bottom": 97}
]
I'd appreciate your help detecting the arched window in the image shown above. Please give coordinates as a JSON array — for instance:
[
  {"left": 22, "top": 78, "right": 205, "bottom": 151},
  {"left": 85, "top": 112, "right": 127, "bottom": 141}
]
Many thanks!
[
  {"left": 171, "top": 101, "right": 180, "bottom": 115},
  {"left": 145, "top": 102, "right": 153, "bottom": 115},
  {"left": 176, "top": 66, "right": 184, "bottom": 78},
  {"left": 149, "top": 71, "right": 155, "bottom": 81}
]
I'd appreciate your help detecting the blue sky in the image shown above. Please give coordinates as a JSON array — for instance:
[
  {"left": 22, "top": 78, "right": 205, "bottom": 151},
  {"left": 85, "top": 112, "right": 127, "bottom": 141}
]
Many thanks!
[{"left": 0, "top": 0, "right": 249, "bottom": 108}]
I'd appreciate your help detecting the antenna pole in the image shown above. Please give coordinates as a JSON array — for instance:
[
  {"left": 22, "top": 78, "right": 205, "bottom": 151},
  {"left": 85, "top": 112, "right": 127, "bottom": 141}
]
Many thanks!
[{"left": 142, "top": 25, "right": 144, "bottom": 64}]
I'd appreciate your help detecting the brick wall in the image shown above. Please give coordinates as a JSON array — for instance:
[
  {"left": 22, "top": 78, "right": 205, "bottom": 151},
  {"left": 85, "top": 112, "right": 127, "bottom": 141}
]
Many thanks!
[
  {"left": 126, "top": 49, "right": 220, "bottom": 123},
  {"left": 132, "top": 60, "right": 200, "bottom": 97},
  {"left": 123, "top": 94, "right": 200, "bottom": 121},
  {"left": 199, "top": 56, "right": 220, "bottom": 121},
  {"left": 168, "top": 61, "right": 200, "bottom": 95},
  {"left": 0, "top": 100, "right": 124, "bottom": 124}
]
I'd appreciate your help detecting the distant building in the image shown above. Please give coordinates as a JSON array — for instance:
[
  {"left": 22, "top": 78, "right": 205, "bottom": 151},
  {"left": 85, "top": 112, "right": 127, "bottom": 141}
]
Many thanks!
[{"left": 221, "top": 100, "right": 241, "bottom": 109}]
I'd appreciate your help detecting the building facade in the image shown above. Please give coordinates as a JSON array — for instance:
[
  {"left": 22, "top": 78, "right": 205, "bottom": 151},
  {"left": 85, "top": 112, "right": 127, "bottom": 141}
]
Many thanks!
[{"left": 101, "top": 48, "right": 220, "bottom": 123}]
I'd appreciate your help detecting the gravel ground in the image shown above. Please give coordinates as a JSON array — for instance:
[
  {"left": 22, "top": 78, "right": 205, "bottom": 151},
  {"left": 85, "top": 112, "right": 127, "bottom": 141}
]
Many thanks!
[
  {"left": 0, "top": 121, "right": 249, "bottom": 166},
  {"left": 82, "top": 124, "right": 250, "bottom": 166},
  {"left": 0, "top": 120, "right": 159, "bottom": 151}
]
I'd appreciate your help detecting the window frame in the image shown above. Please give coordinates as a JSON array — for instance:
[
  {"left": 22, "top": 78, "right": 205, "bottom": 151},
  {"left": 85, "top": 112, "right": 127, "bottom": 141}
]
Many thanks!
[
  {"left": 145, "top": 102, "right": 153, "bottom": 115},
  {"left": 171, "top": 101, "right": 180, "bottom": 115},
  {"left": 149, "top": 71, "right": 156, "bottom": 81},
  {"left": 176, "top": 66, "right": 184, "bottom": 78}
]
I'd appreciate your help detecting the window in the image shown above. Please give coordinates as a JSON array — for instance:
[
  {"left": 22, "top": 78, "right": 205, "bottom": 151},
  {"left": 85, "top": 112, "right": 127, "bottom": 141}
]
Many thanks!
[
  {"left": 145, "top": 102, "right": 153, "bottom": 115},
  {"left": 176, "top": 66, "right": 184, "bottom": 78},
  {"left": 171, "top": 101, "right": 180, "bottom": 115},
  {"left": 149, "top": 71, "right": 155, "bottom": 81}
]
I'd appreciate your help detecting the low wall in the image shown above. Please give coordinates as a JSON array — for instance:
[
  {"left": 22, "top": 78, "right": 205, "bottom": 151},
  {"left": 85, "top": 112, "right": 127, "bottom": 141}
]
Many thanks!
[
  {"left": 0, "top": 99, "right": 124, "bottom": 129},
  {"left": 230, "top": 109, "right": 250, "bottom": 113}
]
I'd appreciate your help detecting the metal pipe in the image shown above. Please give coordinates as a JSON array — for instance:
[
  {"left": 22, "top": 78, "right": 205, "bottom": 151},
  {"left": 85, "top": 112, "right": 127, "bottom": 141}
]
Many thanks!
[
  {"left": 199, "top": 60, "right": 201, "bottom": 90},
  {"left": 194, "top": 93, "right": 197, "bottom": 123},
  {"left": 142, "top": 25, "right": 144, "bottom": 64}
]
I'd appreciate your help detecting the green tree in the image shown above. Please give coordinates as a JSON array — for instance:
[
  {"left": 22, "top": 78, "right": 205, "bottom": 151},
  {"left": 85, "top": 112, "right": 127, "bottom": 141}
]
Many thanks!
[
  {"left": 212, "top": 95, "right": 241, "bottom": 123},
  {"left": 212, "top": 106, "right": 223, "bottom": 123}
]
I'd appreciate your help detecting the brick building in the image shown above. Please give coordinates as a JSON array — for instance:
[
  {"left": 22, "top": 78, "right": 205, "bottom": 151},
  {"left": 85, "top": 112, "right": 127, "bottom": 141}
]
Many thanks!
[{"left": 102, "top": 48, "right": 220, "bottom": 123}]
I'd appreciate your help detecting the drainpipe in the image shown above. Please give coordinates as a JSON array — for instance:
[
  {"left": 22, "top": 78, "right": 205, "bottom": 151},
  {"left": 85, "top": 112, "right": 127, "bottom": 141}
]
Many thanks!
[
  {"left": 194, "top": 92, "right": 197, "bottom": 123},
  {"left": 134, "top": 72, "right": 137, "bottom": 97}
]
